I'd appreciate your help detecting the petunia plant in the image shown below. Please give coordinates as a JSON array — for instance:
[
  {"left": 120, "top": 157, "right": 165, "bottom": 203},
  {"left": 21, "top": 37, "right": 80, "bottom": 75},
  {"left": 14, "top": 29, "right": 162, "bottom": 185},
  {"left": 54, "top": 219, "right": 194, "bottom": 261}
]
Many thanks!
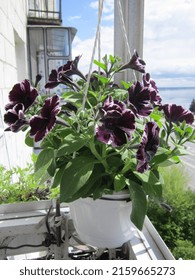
[{"left": 3, "top": 51, "right": 195, "bottom": 230}]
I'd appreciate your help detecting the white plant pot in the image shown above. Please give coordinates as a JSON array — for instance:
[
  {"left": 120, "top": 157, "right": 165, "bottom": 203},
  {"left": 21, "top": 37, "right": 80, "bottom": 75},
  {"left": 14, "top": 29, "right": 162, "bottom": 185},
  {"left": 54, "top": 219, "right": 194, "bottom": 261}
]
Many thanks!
[{"left": 69, "top": 192, "right": 136, "bottom": 248}]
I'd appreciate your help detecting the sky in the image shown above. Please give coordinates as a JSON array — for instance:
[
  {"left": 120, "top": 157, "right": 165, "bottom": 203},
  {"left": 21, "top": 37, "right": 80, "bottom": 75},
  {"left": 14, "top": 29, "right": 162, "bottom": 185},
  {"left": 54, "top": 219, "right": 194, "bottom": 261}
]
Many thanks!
[{"left": 62, "top": 0, "right": 195, "bottom": 88}]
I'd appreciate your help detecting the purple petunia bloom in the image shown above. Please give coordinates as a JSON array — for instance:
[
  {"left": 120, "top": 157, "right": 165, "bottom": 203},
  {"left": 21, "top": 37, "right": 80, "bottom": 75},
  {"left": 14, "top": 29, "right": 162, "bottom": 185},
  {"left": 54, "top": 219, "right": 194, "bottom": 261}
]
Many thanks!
[
  {"left": 119, "top": 50, "right": 146, "bottom": 73},
  {"left": 127, "top": 81, "right": 153, "bottom": 117},
  {"left": 161, "top": 104, "right": 194, "bottom": 124},
  {"left": 30, "top": 95, "right": 60, "bottom": 142},
  {"left": 5, "top": 80, "right": 38, "bottom": 111},
  {"left": 34, "top": 74, "right": 42, "bottom": 87},
  {"left": 143, "top": 73, "right": 162, "bottom": 106},
  {"left": 4, "top": 103, "right": 28, "bottom": 132},
  {"left": 96, "top": 96, "right": 135, "bottom": 147},
  {"left": 136, "top": 122, "right": 160, "bottom": 173},
  {"left": 45, "top": 56, "right": 86, "bottom": 89}
]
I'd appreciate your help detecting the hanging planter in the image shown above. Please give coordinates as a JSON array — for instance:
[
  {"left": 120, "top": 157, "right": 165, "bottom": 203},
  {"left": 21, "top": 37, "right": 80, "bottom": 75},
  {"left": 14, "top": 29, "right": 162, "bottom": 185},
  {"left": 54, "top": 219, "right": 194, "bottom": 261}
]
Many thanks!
[{"left": 69, "top": 191, "right": 136, "bottom": 248}]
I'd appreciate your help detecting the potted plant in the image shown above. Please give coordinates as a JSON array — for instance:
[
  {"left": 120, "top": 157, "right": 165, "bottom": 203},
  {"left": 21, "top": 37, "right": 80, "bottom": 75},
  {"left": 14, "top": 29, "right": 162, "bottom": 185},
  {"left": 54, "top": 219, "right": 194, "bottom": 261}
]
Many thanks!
[{"left": 3, "top": 52, "right": 195, "bottom": 248}]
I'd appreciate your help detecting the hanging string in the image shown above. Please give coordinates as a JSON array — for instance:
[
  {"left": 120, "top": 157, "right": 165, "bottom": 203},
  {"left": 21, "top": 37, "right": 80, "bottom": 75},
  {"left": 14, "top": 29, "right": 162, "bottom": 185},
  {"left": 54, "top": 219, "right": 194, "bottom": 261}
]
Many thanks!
[
  {"left": 116, "top": 0, "right": 137, "bottom": 81},
  {"left": 82, "top": 0, "right": 104, "bottom": 111},
  {"left": 98, "top": 0, "right": 101, "bottom": 75}
]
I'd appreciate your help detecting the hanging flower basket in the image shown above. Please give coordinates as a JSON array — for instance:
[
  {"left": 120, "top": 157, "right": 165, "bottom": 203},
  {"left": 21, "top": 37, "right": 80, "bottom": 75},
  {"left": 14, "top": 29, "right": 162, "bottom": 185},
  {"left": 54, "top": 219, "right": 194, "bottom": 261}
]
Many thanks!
[
  {"left": 3, "top": 53, "right": 195, "bottom": 234},
  {"left": 70, "top": 191, "right": 136, "bottom": 248}
]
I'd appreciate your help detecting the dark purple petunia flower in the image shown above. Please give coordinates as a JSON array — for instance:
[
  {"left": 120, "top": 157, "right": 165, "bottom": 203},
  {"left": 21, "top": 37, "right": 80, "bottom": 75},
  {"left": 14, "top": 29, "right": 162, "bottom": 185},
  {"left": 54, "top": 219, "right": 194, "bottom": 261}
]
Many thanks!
[
  {"left": 45, "top": 69, "right": 73, "bottom": 89},
  {"left": 30, "top": 95, "right": 60, "bottom": 142},
  {"left": 127, "top": 81, "right": 153, "bottom": 116},
  {"left": 161, "top": 104, "right": 194, "bottom": 124},
  {"left": 45, "top": 56, "right": 86, "bottom": 89},
  {"left": 34, "top": 74, "right": 42, "bottom": 87},
  {"left": 143, "top": 73, "right": 162, "bottom": 105},
  {"left": 5, "top": 80, "right": 38, "bottom": 111},
  {"left": 136, "top": 122, "right": 160, "bottom": 173},
  {"left": 96, "top": 96, "right": 135, "bottom": 147},
  {"left": 119, "top": 50, "right": 146, "bottom": 73},
  {"left": 4, "top": 103, "right": 28, "bottom": 132}
]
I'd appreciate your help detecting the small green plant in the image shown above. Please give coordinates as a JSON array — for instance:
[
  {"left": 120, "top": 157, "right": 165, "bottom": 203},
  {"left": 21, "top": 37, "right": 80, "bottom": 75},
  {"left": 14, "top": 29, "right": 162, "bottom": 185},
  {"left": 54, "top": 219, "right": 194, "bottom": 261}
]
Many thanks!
[
  {"left": 148, "top": 165, "right": 195, "bottom": 259},
  {"left": 0, "top": 164, "right": 59, "bottom": 204},
  {"left": 172, "top": 240, "right": 195, "bottom": 260}
]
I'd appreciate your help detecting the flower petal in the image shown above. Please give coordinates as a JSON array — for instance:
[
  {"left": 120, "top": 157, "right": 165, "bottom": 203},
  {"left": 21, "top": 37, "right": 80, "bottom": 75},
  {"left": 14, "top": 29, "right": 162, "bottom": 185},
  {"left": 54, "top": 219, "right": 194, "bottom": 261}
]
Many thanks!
[
  {"left": 128, "top": 81, "right": 153, "bottom": 116},
  {"left": 5, "top": 80, "right": 38, "bottom": 111},
  {"left": 136, "top": 122, "right": 160, "bottom": 173},
  {"left": 162, "top": 104, "right": 194, "bottom": 124}
]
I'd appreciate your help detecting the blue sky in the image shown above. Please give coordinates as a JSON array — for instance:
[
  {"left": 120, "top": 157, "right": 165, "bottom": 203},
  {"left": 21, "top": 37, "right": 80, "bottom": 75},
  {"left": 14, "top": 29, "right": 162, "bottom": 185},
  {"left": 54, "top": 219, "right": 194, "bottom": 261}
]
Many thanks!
[{"left": 62, "top": 0, "right": 195, "bottom": 87}]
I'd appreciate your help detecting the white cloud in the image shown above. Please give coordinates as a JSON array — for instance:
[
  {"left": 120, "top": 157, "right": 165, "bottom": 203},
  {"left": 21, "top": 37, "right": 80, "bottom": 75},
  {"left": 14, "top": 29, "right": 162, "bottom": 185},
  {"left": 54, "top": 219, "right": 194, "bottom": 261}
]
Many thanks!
[
  {"left": 72, "top": 25, "right": 114, "bottom": 75},
  {"left": 71, "top": 0, "right": 195, "bottom": 87},
  {"left": 90, "top": 0, "right": 114, "bottom": 20},
  {"left": 102, "top": 13, "right": 114, "bottom": 21},
  {"left": 102, "top": 0, "right": 114, "bottom": 14},
  {"left": 89, "top": 1, "right": 98, "bottom": 10},
  {"left": 90, "top": 0, "right": 114, "bottom": 13},
  {"left": 72, "top": 0, "right": 114, "bottom": 74},
  {"left": 144, "top": 0, "right": 195, "bottom": 86},
  {"left": 68, "top": 15, "right": 81, "bottom": 21}
]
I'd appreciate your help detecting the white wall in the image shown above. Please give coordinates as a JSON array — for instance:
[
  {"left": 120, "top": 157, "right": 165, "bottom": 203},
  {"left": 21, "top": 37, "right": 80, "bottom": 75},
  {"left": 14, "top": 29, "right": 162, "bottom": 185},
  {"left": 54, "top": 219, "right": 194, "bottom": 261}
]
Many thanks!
[{"left": 0, "top": 0, "right": 32, "bottom": 168}]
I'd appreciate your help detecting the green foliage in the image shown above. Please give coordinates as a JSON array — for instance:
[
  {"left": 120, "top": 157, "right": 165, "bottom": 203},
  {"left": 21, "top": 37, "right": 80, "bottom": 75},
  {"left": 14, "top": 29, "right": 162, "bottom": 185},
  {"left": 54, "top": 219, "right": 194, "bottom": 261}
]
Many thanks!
[
  {"left": 172, "top": 240, "right": 195, "bottom": 260},
  {"left": 147, "top": 165, "right": 195, "bottom": 259},
  {"left": 0, "top": 164, "right": 58, "bottom": 204}
]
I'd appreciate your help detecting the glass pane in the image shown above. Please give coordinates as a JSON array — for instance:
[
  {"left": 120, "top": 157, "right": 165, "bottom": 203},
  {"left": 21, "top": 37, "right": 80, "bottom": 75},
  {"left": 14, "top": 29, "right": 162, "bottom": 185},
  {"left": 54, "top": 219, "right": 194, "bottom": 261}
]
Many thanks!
[
  {"left": 46, "top": 28, "right": 69, "bottom": 56},
  {"left": 48, "top": 59, "right": 68, "bottom": 72},
  {"left": 28, "top": 28, "right": 46, "bottom": 88}
]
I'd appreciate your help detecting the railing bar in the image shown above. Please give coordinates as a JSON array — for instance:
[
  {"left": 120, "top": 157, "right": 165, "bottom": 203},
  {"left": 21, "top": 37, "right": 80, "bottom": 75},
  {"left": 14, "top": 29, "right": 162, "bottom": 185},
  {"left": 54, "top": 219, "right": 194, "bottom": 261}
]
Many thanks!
[{"left": 28, "top": 9, "right": 59, "bottom": 14}]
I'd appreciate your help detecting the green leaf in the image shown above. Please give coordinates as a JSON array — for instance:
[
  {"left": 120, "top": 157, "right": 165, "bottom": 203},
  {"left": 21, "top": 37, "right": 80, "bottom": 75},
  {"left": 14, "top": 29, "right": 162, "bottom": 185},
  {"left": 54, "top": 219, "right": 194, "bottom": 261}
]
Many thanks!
[
  {"left": 133, "top": 170, "right": 163, "bottom": 201},
  {"left": 120, "top": 80, "right": 133, "bottom": 89},
  {"left": 57, "top": 134, "right": 86, "bottom": 156},
  {"left": 68, "top": 165, "right": 104, "bottom": 201},
  {"left": 151, "top": 152, "right": 170, "bottom": 165},
  {"left": 60, "top": 156, "right": 95, "bottom": 201},
  {"left": 35, "top": 149, "right": 54, "bottom": 172},
  {"left": 128, "top": 180, "right": 147, "bottom": 231},
  {"left": 93, "top": 73, "right": 109, "bottom": 84},
  {"left": 47, "top": 158, "right": 56, "bottom": 177},
  {"left": 93, "top": 59, "right": 107, "bottom": 71},
  {"left": 52, "top": 167, "right": 65, "bottom": 188},
  {"left": 109, "top": 54, "right": 115, "bottom": 64},
  {"left": 25, "top": 133, "right": 34, "bottom": 147},
  {"left": 173, "top": 146, "right": 190, "bottom": 156},
  {"left": 143, "top": 174, "right": 163, "bottom": 200},
  {"left": 114, "top": 174, "right": 126, "bottom": 192},
  {"left": 61, "top": 91, "right": 83, "bottom": 104}
]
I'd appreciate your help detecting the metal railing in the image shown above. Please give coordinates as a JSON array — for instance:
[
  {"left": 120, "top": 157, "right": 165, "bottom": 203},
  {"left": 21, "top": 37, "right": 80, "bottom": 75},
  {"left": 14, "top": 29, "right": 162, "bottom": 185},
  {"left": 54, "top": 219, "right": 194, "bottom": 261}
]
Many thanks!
[{"left": 28, "top": 0, "right": 62, "bottom": 22}]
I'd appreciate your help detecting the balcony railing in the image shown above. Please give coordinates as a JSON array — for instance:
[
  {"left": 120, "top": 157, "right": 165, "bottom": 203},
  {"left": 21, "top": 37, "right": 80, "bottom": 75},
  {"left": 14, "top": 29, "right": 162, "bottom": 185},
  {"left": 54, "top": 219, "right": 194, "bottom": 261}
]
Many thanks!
[
  {"left": 0, "top": 200, "right": 175, "bottom": 260},
  {"left": 27, "top": 0, "right": 62, "bottom": 25}
]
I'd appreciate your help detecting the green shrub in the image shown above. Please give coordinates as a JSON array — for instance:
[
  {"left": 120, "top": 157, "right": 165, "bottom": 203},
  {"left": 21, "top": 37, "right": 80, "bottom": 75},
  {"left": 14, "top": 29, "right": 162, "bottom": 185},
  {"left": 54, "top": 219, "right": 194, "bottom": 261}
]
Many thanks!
[
  {"left": 148, "top": 165, "right": 195, "bottom": 259},
  {"left": 0, "top": 164, "right": 59, "bottom": 204},
  {"left": 173, "top": 240, "right": 195, "bottom": 260}
]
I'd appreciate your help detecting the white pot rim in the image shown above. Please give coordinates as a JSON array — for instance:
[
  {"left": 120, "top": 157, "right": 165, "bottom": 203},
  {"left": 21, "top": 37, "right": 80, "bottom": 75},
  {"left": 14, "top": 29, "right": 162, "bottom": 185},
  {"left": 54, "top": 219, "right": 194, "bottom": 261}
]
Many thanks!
[{"left": 98, "top": 190, "right": 130, "bottom": 201}]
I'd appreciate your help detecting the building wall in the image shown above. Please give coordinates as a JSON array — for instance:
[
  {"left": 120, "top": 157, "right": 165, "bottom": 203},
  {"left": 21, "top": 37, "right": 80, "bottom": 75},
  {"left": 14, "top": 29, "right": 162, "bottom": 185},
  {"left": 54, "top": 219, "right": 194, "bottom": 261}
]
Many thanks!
[{"left": 0, "top": 0, "right": 32, "bottom": 168}]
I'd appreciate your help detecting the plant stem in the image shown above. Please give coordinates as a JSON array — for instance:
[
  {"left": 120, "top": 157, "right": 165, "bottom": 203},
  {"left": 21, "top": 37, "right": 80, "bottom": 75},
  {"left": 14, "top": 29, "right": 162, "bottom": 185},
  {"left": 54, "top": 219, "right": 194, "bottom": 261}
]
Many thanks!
[{"left": 89, "top": 140, "right": 109, "bottom": 170}]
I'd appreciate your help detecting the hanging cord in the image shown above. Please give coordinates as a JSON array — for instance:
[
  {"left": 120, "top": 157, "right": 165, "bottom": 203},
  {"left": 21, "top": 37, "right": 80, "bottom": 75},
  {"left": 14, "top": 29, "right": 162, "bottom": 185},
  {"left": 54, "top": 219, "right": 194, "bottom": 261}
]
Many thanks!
[
  {"left": 82, "top": 0, "right": 104, "bottom": 111},
  {"left": 98, "top": 0, "right": 101, "bottom": 75},
  {"left": 116, "top": 0, "right": 137, "bottom": 81}
]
